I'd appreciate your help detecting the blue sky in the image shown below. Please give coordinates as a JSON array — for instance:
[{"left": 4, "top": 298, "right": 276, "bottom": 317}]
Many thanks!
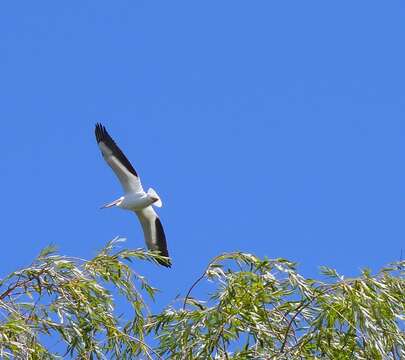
[{"left": 0, "top": 0, "right": 404, "bottom": 311}]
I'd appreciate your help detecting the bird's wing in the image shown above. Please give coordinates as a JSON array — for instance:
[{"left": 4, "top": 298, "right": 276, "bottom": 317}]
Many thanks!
[
  {"left": 135, "top": 206, "right": 171, "bottom": 267},
  {"left": 95, "top": 123, "right": 144, "bottom": 194}
]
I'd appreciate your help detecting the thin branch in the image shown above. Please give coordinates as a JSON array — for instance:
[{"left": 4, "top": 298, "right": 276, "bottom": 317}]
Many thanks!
[{"left": 280, "top": 286, "right": 331, "bottom": 353}]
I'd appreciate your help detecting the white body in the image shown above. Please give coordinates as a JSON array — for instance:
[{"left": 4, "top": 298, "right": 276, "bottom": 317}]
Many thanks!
[{"left": 117, "top": 192, "right": 159, "bottom": 211}]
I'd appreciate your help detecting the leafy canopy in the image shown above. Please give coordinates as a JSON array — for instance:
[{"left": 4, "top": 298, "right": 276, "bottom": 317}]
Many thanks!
[{"left": 0, "top": 238, "right": 403, "bottom": 359}]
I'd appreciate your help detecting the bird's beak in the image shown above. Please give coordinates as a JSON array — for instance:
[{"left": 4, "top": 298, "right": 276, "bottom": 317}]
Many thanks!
[{"left": 100, "top": 198, "right": 121, "bottom": 209}]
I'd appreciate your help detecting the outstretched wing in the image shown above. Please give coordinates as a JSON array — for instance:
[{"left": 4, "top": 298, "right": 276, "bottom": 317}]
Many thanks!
[
  {"left": 135, "top": 206, "right": 171, "bottom": 267},
  {"left": 95, "top": 123, "right": 144, "bottom": 194}
]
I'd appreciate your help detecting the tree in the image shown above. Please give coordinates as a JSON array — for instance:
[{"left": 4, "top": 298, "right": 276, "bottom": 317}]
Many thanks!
[{"left": 0, "top": 238, "right": 403, "bottom": 359}]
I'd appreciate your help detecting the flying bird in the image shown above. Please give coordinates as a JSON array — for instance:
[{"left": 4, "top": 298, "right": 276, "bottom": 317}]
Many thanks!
[{"left": 95, "top": 123, "right": 171, "bottom": 267}]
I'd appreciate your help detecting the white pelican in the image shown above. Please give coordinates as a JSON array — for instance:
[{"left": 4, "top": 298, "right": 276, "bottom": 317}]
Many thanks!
[{"left": 95, "top": 123, "right": 171, "bottom": 267}]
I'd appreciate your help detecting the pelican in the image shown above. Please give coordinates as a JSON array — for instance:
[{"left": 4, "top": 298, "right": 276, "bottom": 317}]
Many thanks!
[{"left": 95, "top": 123, "right": 171, "bottom": 267}]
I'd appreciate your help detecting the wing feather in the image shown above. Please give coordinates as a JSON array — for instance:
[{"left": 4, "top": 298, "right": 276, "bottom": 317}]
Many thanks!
[
  {"left": 135, "top": 206, "right": 171, "bottom": 267},
  {"left": 95, "top": 123, "right": 143, "bottom": 194}
]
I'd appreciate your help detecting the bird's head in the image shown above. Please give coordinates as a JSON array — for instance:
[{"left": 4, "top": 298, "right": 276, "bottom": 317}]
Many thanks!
[
  {"left": 147, "top": 191, "right": 162, "bottom": 208},
  {"left": 149, "top": 195, "right": 159, "bottom": 203}
]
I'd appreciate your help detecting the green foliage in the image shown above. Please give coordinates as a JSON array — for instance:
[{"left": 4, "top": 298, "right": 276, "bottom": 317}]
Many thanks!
[
  {"left": 153, "top": 254, "right": 404, "bottom": 359},
  {"left": 0, "top": 240, "right": 403, "bottom": 359},
  {"left": 0, "top": 238, "right": 163, "bottom": 359}
]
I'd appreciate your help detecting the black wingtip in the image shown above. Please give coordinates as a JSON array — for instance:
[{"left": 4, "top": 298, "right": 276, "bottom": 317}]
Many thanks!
[
  {"left": 94, "top": 123, "right": 138, "bottom": 177},
  {"left": 157, "top": 257, "right": 172, "bottom": 268},
  {"left": 95, "top": 123, "right": 107, "bottom": 144},
  {"left": 155, "top": 217, "right": 171, "bottom": 268}
]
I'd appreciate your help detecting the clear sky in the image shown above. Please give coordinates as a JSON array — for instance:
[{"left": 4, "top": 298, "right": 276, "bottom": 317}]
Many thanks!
[{"left": 0, "top": 1, "right": 404, "bottom": 311}]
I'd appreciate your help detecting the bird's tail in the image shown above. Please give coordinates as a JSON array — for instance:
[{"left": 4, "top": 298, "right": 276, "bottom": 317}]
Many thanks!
[{"left": 148, "top": 188, "right": 162, "bottom": 208}]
